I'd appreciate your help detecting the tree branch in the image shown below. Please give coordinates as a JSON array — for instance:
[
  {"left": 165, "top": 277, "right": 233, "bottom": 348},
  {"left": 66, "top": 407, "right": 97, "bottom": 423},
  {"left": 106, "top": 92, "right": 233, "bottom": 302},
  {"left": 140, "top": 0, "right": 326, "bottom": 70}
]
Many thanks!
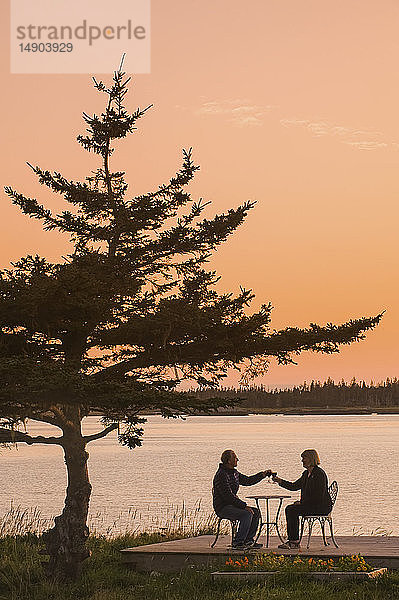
[
  {"left": 83, "top": 423, "right": 118, "bottom": 443},
  {"left": 0, "top": 427, "right": 62, "bottom": 445},
  {"left": 26, "top": 413, "right": 60, "bottom": 427},
  {"left": 26, "top": 407, "right": 67, "bottom": 429},
  {"left": 90, "top": 313, "right": 384, "bottom": 382}
]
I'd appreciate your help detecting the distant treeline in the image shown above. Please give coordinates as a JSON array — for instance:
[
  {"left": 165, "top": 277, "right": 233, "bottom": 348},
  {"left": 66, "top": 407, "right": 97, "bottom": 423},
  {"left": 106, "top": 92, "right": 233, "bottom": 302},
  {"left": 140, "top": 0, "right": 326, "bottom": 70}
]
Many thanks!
[{"left": 193, "top": 378, "right": 399, "bottom": 409}]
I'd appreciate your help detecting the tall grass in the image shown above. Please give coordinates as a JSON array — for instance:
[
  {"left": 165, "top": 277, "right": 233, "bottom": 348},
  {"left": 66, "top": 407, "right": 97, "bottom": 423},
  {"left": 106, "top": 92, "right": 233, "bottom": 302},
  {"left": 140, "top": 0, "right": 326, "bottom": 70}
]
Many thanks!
[
  {"left": 0, "top": 501, "right": 219, "bottom": 539},
  {"left": 0, "top": 506, "right": 52, "bottom": 537},
  {"left": 88, "top": 498, "right": 219, "bottom": 538}
]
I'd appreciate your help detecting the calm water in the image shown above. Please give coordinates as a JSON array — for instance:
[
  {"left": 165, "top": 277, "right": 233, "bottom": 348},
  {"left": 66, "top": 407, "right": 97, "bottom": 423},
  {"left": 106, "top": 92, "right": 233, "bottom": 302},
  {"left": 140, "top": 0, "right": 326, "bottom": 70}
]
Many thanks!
[{"left": 1, "top": 415, "right": 398, "bottom": 535}]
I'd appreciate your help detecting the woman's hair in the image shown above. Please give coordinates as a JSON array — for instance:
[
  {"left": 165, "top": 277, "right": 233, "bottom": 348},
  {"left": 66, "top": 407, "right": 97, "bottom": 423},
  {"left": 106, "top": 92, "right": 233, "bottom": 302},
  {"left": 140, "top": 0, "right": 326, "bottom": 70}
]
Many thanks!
[{"left": 301, "top": 449, "right": 320, "bottom": 466}]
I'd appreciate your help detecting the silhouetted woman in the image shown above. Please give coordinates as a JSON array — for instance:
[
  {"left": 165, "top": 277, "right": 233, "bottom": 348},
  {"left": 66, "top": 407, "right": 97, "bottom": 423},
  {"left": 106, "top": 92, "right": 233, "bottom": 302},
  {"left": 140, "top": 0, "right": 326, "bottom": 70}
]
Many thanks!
[{"left": 273, "top": 449, "right": 332, "bottom": 549}]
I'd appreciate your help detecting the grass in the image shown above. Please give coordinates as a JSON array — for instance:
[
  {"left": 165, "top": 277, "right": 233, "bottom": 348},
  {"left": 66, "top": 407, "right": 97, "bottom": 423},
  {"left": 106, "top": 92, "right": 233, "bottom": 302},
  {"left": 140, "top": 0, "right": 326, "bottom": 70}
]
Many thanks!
[
  {"left": 0, "top": 534, "right": 399, "bottom": 600},
  {"left": 0, "top": 533, "right": 398, "bottom": 600},
  {"left": 0, "top": 508, "right": 398, "bottom": 599}
]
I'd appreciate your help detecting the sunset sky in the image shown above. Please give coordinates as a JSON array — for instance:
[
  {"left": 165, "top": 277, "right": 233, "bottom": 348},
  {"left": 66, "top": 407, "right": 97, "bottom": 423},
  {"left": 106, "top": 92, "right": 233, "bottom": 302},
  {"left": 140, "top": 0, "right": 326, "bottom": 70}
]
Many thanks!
[{"left": 1, "top": 0, "right": 398, "bottom": 388}]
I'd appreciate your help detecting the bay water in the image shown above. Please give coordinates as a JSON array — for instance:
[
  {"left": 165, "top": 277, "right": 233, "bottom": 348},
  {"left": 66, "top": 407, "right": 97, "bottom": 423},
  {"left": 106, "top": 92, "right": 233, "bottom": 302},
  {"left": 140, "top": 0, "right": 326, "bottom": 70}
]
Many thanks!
[{"left": 1, "top": 414, "right": 398, "bottom": 536}]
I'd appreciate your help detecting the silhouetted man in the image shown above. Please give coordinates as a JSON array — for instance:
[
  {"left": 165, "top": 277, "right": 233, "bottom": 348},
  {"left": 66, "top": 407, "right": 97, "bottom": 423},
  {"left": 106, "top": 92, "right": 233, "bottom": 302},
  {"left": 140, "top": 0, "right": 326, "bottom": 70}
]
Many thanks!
[{"left": 212, "top": 449, "right": 272, "bottom": 549}]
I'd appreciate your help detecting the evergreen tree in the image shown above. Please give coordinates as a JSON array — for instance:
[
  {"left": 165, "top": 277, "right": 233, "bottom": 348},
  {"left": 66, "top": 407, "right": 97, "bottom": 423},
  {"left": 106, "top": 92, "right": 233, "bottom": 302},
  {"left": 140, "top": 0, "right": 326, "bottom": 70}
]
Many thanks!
[{"left": 0, "top": 65, "right": 382, "bottom": 579}]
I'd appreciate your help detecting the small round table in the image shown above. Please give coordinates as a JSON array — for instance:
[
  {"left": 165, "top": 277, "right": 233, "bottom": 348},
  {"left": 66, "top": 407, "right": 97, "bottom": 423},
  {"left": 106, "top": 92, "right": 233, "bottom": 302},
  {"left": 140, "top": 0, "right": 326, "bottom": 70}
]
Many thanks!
[{"left": 246, "top": 494, "right": 291, "bottom": 547}]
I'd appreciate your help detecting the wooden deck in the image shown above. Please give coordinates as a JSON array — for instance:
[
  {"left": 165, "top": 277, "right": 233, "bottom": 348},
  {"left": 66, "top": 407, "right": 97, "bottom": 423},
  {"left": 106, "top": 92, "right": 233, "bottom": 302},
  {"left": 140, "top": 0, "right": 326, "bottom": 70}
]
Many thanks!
[{"left": 121, "top": 535, "right": 399, "bottom": 572}]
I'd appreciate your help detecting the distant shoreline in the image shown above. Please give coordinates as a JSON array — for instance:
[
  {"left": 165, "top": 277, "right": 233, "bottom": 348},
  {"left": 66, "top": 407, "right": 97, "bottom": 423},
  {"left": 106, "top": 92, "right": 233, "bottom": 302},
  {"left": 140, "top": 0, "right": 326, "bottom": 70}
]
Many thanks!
[
  {"left": 195, "top": 407, "right": 399, "bottom": 416},
  {"left": 133, "top": 406, "right": 399, "bottom": 417}
]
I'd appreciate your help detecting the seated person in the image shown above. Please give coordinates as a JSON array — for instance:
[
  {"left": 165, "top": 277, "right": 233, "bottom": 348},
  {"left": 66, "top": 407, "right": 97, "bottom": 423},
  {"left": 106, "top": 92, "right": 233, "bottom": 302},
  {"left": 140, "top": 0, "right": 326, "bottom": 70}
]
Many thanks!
[
  {"left": 273, "top": 448, "right": 332, "bottom": 549},
  {"left": 212, "top": 449, "right": 272, "bottom": 550}
]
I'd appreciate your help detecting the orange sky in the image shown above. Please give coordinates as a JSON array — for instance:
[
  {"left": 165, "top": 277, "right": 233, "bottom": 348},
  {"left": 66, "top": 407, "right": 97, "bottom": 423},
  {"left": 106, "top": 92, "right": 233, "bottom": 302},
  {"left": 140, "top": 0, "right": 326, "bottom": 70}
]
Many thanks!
[{"left": 1, "top": 0, "right": 398, "bottom": 388}]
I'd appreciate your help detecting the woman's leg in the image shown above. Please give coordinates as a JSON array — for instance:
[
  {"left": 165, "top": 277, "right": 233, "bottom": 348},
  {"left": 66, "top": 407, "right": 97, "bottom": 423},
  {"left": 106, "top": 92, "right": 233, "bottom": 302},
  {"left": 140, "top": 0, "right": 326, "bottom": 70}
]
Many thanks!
[{"left": 285, "top": 504, "right": 303, "bottom": 541}]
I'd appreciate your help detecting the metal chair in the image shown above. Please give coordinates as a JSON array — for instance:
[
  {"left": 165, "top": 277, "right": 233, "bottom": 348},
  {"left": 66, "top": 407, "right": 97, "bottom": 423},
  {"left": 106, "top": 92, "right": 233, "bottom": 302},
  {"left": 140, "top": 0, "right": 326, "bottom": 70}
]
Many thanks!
[
  {"left": 299, "top": 480, "right": 339, "bottom": 548},
  {"left": 210, "top": 517, "right": 237, "bottom": 548}
]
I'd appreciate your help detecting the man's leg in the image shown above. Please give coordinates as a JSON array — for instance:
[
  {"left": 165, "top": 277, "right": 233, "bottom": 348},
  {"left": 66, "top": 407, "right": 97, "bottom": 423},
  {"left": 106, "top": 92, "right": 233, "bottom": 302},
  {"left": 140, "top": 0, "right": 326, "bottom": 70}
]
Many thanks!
[
  {"left": 285, "top": 504, "right": 303, "bottom": 541},
  {"left": 244, "top": 506, "right": 261, "bottom": 543},
  {"left": 218, "top": 505, "right": 252, "bottom": 545}
]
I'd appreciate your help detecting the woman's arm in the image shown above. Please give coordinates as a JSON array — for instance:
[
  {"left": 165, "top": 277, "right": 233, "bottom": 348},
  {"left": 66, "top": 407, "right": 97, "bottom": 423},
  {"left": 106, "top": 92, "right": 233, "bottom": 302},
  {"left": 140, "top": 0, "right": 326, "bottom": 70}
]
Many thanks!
[{"left": 274, "top": 473, "right": 304, "bottom": 491}]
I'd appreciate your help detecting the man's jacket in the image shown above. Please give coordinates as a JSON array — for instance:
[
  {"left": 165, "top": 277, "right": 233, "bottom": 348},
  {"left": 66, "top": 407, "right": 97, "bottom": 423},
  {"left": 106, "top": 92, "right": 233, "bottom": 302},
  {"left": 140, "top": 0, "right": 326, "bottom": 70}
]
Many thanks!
[{"left": 212, "top": 463, "right": 265, "bottom": 516}]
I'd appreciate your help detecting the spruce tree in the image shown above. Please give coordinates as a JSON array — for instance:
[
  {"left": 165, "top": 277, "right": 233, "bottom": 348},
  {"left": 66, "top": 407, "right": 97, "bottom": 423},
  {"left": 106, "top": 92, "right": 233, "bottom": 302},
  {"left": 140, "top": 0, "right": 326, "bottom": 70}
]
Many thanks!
[{"left": 0, "top": 65, "right": 382, "bottom": 579}]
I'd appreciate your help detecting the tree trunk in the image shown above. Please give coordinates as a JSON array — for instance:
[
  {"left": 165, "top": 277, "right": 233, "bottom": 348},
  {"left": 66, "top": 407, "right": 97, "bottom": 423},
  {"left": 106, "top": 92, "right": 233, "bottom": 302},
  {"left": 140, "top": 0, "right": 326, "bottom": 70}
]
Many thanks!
[{"left": 43, "top": 429, "right": 92, "bottom": 580}]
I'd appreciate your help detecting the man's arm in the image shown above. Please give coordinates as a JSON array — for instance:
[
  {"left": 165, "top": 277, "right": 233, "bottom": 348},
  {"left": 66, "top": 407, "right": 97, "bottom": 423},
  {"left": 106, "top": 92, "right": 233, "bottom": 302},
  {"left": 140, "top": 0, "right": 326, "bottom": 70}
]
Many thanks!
[{"left": 238, "top": 471, "right": 269, "bottom": 486}]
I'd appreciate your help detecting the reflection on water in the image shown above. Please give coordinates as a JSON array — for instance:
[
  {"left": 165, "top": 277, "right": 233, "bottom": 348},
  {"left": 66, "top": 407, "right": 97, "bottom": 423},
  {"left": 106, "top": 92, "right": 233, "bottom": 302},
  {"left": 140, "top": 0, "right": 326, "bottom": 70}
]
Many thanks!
[{"left": 1, "top": 415, "right": 399, "bottom": 535}]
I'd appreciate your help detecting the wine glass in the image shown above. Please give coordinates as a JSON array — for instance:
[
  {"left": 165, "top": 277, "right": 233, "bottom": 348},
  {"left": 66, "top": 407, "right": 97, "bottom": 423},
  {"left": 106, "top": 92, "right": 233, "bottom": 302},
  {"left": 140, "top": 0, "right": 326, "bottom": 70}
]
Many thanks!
[{"left": 267, "top": 470, "right": 278, "bottom": 484}]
